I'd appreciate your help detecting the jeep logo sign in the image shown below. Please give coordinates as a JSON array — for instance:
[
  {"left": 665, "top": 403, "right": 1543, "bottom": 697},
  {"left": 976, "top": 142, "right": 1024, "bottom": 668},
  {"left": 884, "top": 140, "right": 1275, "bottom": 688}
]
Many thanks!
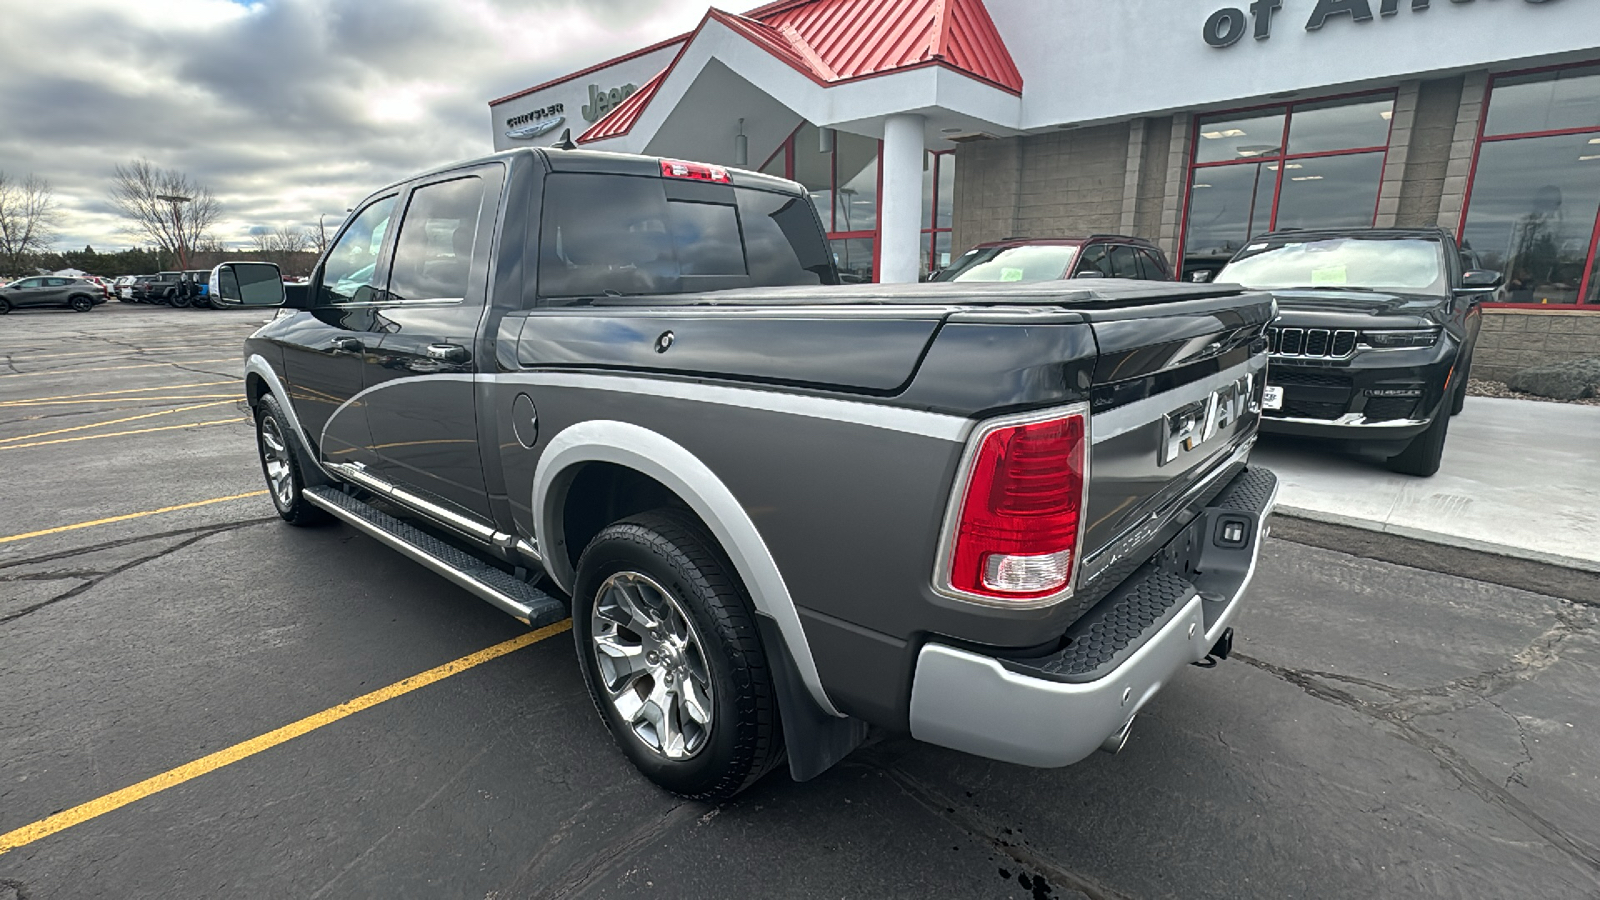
[{"left": 1160, "top": 373, "right": 1257, "bottom": 466}]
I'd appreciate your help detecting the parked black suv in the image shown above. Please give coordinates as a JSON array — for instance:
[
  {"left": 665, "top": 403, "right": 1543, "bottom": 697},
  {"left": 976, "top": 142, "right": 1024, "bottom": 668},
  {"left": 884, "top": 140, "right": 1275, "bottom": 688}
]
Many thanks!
[
  {"left": 1215, "top": 227, "right": 1500, "bottom": 477},
  {"left": 932, "top": 235, "right": 1172, "bottom": 283}
]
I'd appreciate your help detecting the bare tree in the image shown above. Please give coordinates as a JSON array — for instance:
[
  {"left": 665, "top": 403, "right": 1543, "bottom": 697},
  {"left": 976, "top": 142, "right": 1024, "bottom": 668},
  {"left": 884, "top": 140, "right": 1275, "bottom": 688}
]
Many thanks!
[
  {"left": 272, "top": 225, "right": 310, "bottom": 255},
  {"left": 248, "top": 229, "right": 275, "bottom": 255},
  {"left": 109, "top": 159, "right": 221, "bottom": 269},
  {"left": 0, "top": 172, "right": 60, "bottom": 274}
]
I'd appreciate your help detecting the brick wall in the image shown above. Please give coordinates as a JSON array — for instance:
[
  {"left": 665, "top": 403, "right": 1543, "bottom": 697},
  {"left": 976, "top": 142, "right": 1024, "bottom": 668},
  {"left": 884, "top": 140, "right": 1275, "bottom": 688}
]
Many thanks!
[
  {"left": 951, "top": 122, "right": 1133, "bottom": 255},
  {"left": 1472, "top": 309, "right": 1600, "bottom": 383}
]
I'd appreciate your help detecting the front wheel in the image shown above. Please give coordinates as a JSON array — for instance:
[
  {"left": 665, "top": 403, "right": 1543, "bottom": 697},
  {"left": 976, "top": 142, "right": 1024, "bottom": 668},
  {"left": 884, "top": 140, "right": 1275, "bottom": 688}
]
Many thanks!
[
  {"left": 69, "top": 295, "right": 95, "bottom": 312},
  {"left": 573, "top": 511, "right": 783, "bottom": 800},
  {"left": 0, "top": 298, "right": 9, "bottom": 314},
  {"left": 1386, "top": 406, "right": 1450, "bottom": 477},
  {"left": 255, "top": 393, "right": 329, "bottom": 525},
  {"left": 169, "top": 291, "right": 191, "bottom": 309}
]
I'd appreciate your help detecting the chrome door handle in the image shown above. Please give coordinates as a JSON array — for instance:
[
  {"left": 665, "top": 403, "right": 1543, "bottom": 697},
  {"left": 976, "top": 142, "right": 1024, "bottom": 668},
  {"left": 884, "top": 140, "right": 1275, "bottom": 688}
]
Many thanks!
[
  {"left": 426, "top": 343, "right": 469, "bottom": 363},
  {"left": 330, "top": 336, "right": 364, "bottom": 354}
]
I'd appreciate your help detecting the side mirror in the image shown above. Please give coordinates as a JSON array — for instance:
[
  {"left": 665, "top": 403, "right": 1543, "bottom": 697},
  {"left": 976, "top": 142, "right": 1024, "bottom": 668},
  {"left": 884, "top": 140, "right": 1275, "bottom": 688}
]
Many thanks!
[
  {"left": 1073, "top": 270, "right": 1107, "bottom": 279},
  {"left": 1189, "top": 270, "right": 1213, "bottom": 283},
  {"left": 1461, "top": 269, "right": 1503, "bottom": 290},
  {"left": 210, "top": 262, "right": 286, "bottom": 308}
]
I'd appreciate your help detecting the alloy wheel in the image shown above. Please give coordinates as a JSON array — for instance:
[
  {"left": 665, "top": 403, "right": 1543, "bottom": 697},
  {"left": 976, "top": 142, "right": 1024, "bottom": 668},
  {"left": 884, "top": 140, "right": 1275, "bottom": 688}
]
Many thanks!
[
  {"left": 259, "top": 415, "right": 295, "bottom": 508},
  {"left": 590, "top": 570, "right": 715, "bottom": 760}
]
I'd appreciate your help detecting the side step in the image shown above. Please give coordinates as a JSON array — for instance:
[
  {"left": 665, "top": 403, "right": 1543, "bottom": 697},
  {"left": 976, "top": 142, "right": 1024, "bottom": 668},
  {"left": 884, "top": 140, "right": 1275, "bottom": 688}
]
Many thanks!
[{"left": 304, "top": 486, "right": 568, "bottom": 628}]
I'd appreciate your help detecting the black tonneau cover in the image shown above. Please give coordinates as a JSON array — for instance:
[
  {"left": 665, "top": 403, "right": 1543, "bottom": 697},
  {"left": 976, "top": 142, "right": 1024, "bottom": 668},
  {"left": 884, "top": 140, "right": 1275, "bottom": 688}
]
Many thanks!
[{"left": 584, "top": 280, "right": 1247, "bottom": 310}]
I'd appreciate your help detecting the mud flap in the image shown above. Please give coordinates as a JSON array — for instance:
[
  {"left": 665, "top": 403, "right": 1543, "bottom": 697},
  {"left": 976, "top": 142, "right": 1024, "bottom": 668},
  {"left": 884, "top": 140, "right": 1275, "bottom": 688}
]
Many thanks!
[{"left": 756, "top": 615, "right": 870, "bottom": 782}]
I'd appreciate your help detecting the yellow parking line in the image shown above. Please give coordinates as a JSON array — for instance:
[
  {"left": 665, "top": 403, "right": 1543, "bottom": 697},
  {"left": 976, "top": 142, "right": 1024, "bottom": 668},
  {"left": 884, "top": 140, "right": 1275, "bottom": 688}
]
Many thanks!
[
  {"left": 0, "top": 620, "right": 572, "bottom": 857},
  {"left": 0, "top": 491, "right": 269, "bottom": 545},
  {"left": 0, "top": 359, "right": 236, "bottom": 379},
  {"left": 1, "top": 394, "right": 240, "bottom": 408},
  {"left": 0, "top": 381, "right": 237, "bottom": 407},
  {"left": 0, "top": 418, "right": 245, "bottom": 450},
  {"left": 0, "top": 400, "right": 238, "bottom": 444}
]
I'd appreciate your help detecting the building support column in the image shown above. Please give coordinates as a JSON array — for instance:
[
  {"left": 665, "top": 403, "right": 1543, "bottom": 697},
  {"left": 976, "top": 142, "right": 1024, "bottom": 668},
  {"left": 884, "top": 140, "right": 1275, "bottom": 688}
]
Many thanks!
[
  {"left": 879, "top": 113, "right": 925, "bottom": 284},
  {"left": 1158, "top": 112, "right": 1192, "bottom": 263}
]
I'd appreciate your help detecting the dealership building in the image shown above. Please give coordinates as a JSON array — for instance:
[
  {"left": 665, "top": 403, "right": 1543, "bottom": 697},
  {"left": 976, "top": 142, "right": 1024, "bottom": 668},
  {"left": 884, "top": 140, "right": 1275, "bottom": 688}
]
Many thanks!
[{"left": 490, "top": 0, "right": 1600, "bottom": 379}]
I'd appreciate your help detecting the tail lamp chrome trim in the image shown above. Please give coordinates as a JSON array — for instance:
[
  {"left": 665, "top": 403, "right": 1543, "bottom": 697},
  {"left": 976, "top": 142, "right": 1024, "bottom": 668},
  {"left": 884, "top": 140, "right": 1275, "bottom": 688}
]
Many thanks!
[{"left": 930, "top": 402, "right": 1092, "bottom": 611}]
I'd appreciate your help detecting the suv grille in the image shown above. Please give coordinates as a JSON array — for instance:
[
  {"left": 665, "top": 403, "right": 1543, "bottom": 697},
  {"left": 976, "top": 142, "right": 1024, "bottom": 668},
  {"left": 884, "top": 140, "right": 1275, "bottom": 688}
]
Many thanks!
[{"left": 1267, "top": 327, "right": 1358, "bottom": 359}]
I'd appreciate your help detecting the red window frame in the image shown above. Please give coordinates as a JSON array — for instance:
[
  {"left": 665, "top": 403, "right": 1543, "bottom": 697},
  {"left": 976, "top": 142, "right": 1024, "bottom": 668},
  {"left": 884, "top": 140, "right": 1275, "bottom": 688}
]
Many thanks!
[
  {"left": 1177, "top": 89, "right": 1398, "bottom": 274},
  {"left": 759, "top": 124, "right": 883, "bottom": 282},
  {"left": 1458, "top": 59, "right": 1600, "bottom": 309}
]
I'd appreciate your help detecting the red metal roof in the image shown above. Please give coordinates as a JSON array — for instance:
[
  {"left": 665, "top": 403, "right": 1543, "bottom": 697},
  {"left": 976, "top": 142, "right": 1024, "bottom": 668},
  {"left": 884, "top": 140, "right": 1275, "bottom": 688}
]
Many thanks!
[
  {"left": 577, "top": 0, "right": 1021, "bottom": 144},
  {"left": 577, "top": 67, "right": 670, "bottom": 143}
]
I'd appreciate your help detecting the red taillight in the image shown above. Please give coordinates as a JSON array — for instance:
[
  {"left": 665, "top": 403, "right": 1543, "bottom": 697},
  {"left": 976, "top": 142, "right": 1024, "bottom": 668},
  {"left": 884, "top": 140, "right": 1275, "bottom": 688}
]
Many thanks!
[
  {"left": 946, "top": 413, "right": 1086, "bottom": 601},
  {"left": 660, "top": 159, "right": 731, "bottom": 183}
]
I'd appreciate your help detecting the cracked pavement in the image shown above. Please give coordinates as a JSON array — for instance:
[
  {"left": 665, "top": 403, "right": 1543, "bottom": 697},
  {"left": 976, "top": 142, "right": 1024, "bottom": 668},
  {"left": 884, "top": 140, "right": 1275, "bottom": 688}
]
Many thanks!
[{"left": 2, "top": 304, "right": 1598, "bottom": 899}]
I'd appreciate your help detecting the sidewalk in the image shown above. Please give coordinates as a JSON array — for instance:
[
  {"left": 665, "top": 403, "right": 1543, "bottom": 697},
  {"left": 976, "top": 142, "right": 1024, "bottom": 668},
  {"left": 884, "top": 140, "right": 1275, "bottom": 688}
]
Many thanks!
[{"left": 1251, "top": 396, "right": 1600, "bottom": 573}]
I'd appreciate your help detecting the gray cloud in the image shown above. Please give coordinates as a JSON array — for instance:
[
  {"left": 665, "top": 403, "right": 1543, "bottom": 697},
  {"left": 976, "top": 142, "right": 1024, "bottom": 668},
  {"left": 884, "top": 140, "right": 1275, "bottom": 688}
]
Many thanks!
[{"left": 0, "top": 0, "right": 706, "bottom": 251}]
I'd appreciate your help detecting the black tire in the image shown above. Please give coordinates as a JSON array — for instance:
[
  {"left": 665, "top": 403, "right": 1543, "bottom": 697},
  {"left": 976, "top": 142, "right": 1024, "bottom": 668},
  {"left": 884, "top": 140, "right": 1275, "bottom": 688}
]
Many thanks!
[
  {"left": 573, "top": 510, "right": 783, "bottom": 800},
  {"left": 255, "top": 393, "right": 330, "bottom": 526},
  {"left": 1386, "top": 405, "right": 1450, "bottom": 477},
  {"left": 169, "top": 291, "right": 191, "bottom": 309},
  {"left": 1450, "top": 354, "right": 1471, "bottom": 417},
  {"left": 69, "top": 295, "right": 95, "bottom": 312},
  {"left": 0, "top": 298, "right": 9, "bottom": 314}
]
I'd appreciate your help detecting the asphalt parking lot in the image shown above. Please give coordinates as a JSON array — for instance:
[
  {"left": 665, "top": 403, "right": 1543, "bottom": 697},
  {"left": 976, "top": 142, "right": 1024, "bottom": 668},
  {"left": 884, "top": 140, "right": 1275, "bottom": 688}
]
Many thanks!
[{"left": 2, "top": 303, "right": 1599, "bottom": 899}]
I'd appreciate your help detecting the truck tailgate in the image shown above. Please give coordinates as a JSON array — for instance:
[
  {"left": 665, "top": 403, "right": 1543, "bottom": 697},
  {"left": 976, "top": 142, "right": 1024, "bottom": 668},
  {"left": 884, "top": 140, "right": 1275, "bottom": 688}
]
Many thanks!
[{"left": 1077, "top": 292, "right": 1275, "bottom": 582}]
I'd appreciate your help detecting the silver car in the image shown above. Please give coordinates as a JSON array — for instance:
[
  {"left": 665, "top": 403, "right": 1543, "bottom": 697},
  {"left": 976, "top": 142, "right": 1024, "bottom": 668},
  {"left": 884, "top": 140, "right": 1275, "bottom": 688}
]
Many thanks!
[{"left": 0, "top": 276, "right": 105, "bottom": 313}]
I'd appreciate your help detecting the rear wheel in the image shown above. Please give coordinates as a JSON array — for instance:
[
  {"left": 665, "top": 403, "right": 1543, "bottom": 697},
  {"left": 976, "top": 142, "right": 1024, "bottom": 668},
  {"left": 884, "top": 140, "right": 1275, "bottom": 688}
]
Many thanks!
[
  {"left": 1386, "top": 405, "right": 1450, "bottom": 477},
  {"left": 169, "top": 291, "right": 191, "bottom": 309},
  {"left": 255, "top": 393, "right": 329, "bottom": 526},
  {"left": 0, "top": 298, "right": 9, "bottom": 314},
  {"left": 573, "top": 510, "right": 783, "bottom": 800},
  {"left": 69, "top": 295, "right": 94, "bottom": 312}
]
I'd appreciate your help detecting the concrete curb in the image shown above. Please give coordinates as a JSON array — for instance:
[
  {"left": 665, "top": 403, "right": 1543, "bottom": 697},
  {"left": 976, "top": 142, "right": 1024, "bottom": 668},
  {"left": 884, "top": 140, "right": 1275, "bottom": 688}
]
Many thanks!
[{"left": 1278, "top": 503, "right": 1600, "bottom": 576}]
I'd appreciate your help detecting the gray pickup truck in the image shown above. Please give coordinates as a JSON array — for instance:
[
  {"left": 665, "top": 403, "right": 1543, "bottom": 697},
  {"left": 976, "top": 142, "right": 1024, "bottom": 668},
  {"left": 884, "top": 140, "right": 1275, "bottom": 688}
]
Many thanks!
[{"left": 217, "top": 147, "right": 1279, "bottom": 800}]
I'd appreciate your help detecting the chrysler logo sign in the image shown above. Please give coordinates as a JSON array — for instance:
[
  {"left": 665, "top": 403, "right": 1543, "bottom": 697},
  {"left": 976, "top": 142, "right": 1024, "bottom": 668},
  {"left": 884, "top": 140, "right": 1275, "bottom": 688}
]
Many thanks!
[
  {"left": 505, "top": 115, "right": 565, "bottom": 141},
  {"left": 1204, "top": 0, "right": 1558, "bottom": 48}
]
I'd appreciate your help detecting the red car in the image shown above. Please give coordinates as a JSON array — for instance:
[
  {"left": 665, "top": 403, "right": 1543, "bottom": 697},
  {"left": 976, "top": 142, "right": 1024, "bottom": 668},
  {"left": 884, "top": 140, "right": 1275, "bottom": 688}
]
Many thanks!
[{"left": 932, "top": 235, "right": 1173, "bottom": 284}]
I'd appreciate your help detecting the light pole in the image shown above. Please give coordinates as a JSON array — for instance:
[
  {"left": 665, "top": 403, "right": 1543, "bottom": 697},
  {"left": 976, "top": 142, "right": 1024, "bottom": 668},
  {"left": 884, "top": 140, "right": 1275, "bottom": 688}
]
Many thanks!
[{"left": 156, "top": 194, "right": 192, "bottom": 269}]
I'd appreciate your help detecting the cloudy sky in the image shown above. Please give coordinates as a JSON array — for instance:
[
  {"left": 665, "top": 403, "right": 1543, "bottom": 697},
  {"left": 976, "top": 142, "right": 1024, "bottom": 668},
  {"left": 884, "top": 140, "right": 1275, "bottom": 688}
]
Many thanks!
[{"left": 0, "top": 0, "right": 708, "bottom": 251}]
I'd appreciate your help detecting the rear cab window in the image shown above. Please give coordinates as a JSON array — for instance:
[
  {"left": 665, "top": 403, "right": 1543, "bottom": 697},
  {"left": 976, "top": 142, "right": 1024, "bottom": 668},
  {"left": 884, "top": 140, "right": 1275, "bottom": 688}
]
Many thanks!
[{"left": 537, "top": 172, "right": 834, "bottom": 300}]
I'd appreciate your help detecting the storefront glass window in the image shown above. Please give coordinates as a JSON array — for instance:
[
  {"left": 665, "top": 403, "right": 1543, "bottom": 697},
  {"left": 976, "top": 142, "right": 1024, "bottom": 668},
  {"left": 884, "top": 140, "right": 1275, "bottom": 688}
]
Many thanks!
[
  {"left": 834, "top": 132, "right": 878, "bottom": 235},
  {"left": 1463, "top": 64, "right": 1600, "bottom": 306},
  {"left": 920, "top": 151, "right": 955, "bottom": 275},
  {"left": 936, "top": 154, "right": 955, "bottom": 229},
  {"left": 1461, "top": 134, "right": 1600, "bottom": 304},
  {"left": 1273, "top": 152, "right": 1386, "bottom": 230},
  {"left": 832, "top": 237, "right": 874, "bottom": 283},
  {"left": 1183, "top": 163, "right": 1276, "bottom": 276},
  {"left": 1194, "top": 109, "right": 1286, "bottom": 164},
  {"left": 1182, "top": 93, "right": 1395, "bottom": 281},
  {"left": 1286, "top": 97, "right": 1393, "bottom": 154},
  {"left": 1484, "top": 64, "right": 1600, "bottom": 137}
]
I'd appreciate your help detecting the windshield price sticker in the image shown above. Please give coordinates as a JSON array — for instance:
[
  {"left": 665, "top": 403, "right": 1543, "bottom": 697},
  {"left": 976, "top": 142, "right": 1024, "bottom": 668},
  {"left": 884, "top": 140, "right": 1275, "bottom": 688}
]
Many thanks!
[
  {"left": 1263, "top": 386, "right": 1284, "bottom": 410},
  {"left": 1000, "top": 268, "right": 1025, "bottom": 282}
]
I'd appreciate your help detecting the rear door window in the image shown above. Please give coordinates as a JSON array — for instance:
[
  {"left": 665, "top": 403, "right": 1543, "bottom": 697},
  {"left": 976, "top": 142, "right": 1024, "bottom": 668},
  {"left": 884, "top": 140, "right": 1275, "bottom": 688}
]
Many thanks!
[
  {"left": 386, "top": 176, "right": 488, "bottom": 303},
  {"left": 1110, "top": 245, "right": 1142, "bottom": 279},
  {"left": 1136, "top": 248, "right": 1168, "bottom": 280}
]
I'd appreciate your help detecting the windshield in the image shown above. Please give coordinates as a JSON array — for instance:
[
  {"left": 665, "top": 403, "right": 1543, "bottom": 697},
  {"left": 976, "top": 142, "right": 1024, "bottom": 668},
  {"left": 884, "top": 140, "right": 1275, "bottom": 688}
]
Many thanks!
[
  {"left": 933, "top": 244, "right": 1078, "bottom": 283},
  {"left": 1218, "top": 237, "right": 1447, "bottom": 294}
]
